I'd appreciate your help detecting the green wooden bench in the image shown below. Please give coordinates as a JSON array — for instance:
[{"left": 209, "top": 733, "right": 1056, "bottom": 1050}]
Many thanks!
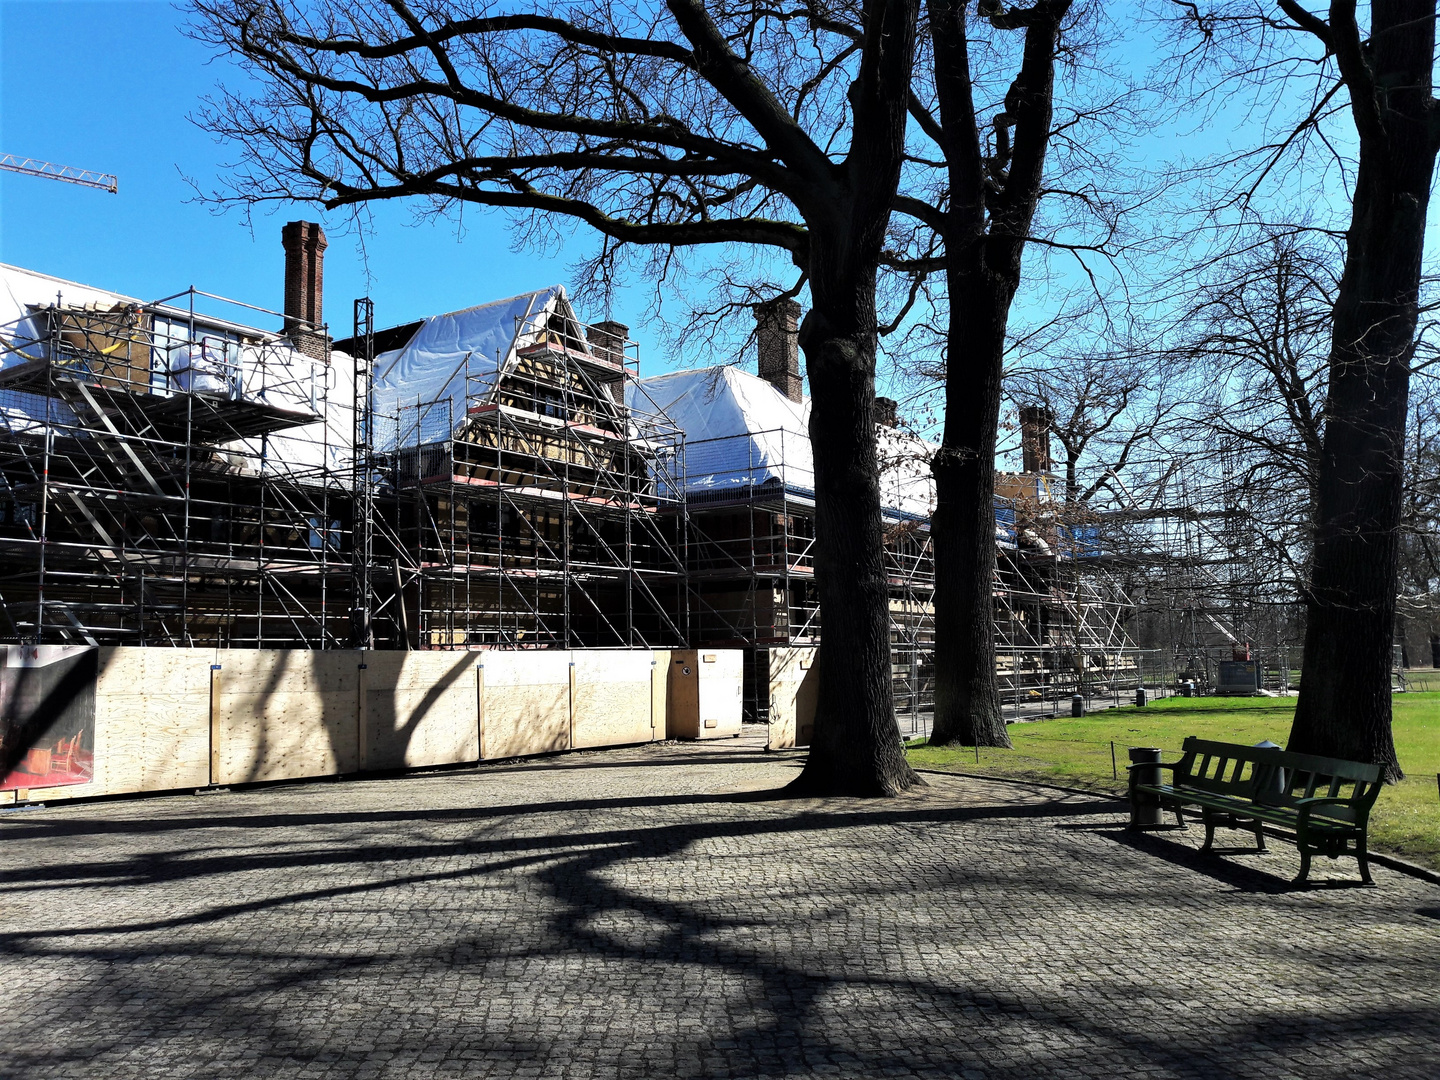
[{"left": 1128, "top": 737, "right": 1384, "bottom": 885}]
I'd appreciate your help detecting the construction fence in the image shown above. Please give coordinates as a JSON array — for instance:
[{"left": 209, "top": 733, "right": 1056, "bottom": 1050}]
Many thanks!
[{"left": 0, "top": 645, "right": 761, "bottom": 806}]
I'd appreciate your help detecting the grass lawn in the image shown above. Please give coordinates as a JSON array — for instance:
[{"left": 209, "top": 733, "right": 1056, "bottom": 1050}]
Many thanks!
[{"left": 906, "top": 692, "right": 1440, "bottom": 870}]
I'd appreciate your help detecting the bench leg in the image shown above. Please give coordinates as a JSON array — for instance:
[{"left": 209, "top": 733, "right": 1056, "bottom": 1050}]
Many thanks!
[
  {"left": 1253, "top": 821, "right": 1267, "bottom": 852},
  {"left": 1357, "top": 850, "right": 1373, "bottom": 886},
  {"left": 1201, "top": 813, "right": 1216, "bottom": 854},
  {"left": 1293, "top": 849, "right": 1312, "bottom": 886}
]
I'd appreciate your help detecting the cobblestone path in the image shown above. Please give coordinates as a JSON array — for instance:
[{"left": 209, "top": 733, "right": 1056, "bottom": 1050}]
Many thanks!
[{"left": 2, "top": 730, "right": 1438, "bottom": 1079}]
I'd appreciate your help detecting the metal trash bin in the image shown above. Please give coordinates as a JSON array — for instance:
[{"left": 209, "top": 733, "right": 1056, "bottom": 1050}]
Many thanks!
[
  {"left": 1071, "top": 694, "right": 1085, "bottom": 718},
  {"left": 1129, "top": 746, "right": 1164, "bottom": 829},
  {"left": 1181, "top": 681, "right": 1195, "bottom": 698},
  {"left": 1253, "top": 739, "right": 1286, "bottom": 799},
  {"left": 1135, "top": 687, "right": 1147, "bottom": 707}
]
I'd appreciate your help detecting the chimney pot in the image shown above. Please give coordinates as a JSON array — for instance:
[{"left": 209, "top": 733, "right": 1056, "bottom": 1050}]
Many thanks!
[
  {"left": 282, "top": 221, "right": 329, "bottom": 359},
  {"left": 874, "top": 396, "right": 899, "bottom": 428},
  {"left": 1019, "top": 405, "right": 1052, "bottom": 474},
  {"left": 755, "top": 298, "right": 803, "bottom": 403}
]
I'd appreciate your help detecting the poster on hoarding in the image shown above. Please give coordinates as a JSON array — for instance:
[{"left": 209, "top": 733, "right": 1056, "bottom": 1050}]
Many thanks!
[{"left": 0, "top": 645, "right": 97, "bottom": 791}]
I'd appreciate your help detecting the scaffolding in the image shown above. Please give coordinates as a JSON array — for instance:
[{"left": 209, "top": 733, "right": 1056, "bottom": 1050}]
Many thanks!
[
  {"left": 990, "top": 475, "right": 1150, "bottom": 714},
  {"left": 0, "top": 262, "right": 1155, "bottom": 725},
  {"left": 367, "top": 307, "right": 688, "bottom": 650},
  {"left": 679, "top": 433, "right": 1150, "bottom": 727},
  {"left": 0, "top": 286, "right": 349, "bottom": 647},
  {"left": 1087, "top": 460, "right": 1309, "bottom": 695}
]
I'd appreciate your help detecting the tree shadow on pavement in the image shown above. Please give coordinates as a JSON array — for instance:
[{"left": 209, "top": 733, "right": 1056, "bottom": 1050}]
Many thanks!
[{"left": 3, "top": 768, "right": 1433, "bottom": 1080}]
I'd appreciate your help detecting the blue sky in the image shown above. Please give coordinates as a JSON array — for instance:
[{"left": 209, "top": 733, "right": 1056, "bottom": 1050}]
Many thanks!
[
  {"left": 0, "top": 1, "right": 684, "bottom": 371},
  {"left": 2, "top": 1, "right": 1426, "bottom": 411}
]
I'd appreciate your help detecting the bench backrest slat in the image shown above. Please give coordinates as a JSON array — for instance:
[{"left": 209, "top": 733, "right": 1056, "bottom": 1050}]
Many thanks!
[{"left": 1176, "top": 737, "right": 1383, "bottom": 822}]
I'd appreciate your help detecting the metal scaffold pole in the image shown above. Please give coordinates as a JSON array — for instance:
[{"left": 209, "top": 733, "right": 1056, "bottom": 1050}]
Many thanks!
[{"left": 352, "top": 298, "right": 376, "bottom": 649}]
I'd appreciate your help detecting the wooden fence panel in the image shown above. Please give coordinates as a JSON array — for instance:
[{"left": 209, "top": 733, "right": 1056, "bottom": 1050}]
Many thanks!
[
  {"left": 479, "top": 651, "right": 571, "bottom": 760},
  {"left": 212, "top": 649, "right": 360, "bottom": 785},
  {"left": 572, "top": 650, "right": 659, "bottom": 749},
  {"left": 362, "top": 652, "right": 480, "bottom": 771},
  {"left": 767, "top": 646, "right": 818, "bottom": 750}
]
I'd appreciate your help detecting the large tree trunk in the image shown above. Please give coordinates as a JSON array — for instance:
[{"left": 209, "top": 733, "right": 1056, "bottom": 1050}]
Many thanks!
[
  {"left": 925, "top": 0, "right": 1066, "bottom": 747},
  {"left": 1287, "top": 0, "right": 1438, "bottom": 781},
  {"left": 787, "top": 0, "right": 922, "bottom": 796},
  {"left": 792, "top": 285, "right": 921, "bottom": 795},
  {"left": 930, "top": 279, "right": 1009, "bottom": 747}
]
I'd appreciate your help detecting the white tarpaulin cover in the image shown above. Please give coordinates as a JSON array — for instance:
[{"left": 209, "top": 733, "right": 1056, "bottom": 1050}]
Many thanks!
[
  {"left": 630, "top": 365, "right": 937, "bottom": 521},
  {"left": 0, "top": 263, "right": 133, "bottom": 430},
  {"left": 0, "top": 262, "right": 338, "bottom": 475},
  {"left": 372, "top": 285, "right": 568, "bottom": 449}
]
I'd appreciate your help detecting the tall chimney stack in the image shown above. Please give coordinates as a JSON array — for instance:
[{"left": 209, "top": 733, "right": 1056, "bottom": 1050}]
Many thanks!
[
  {"left": 282, "top": 221, "right": 328, "bottom": 359},
  {"left": 755, "top": 298, "right": 803, "bottom": 403},
  {"left": 586, "top": 320, "right": 629, "bottom": 403},
  {"left": 1019, "top": 405, "right": 1052, "bottom": 474}
]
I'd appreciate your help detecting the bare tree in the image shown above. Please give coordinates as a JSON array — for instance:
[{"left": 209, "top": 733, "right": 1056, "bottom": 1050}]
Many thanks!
[
  {"left": 1007, "top": 349, "right": 1173, "bottom": 504},
  {"left": 189, "top": 0, "right": 924, "bottom": 795},
  {"left": 1166, "top": 0, "right": 1440, "bottom": 779},
  {"left": 1397, "top": 358, "right": 1440, "bottom": 666},
  {"left": 869, "top": 0, "right": 1142, "bottom": 748},
  {"left": 1176, "top": 232, "right": 1334, "bottom": 593}
]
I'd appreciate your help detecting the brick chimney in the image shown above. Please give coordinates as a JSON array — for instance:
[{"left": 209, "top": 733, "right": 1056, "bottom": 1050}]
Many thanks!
[
  {"left": 282, "top": 221, "right": 328, "bottom": 359},
  {"left": 586, "top": 320, "right": 628, "bottom": 366},
  {"left": 755, "top": 298, "right": 803, "bottom": 403},
  {"left": 874, "top": 396, "right": 898, "bottom": 427},
  {"left": 1019, "top": 405, "right": 1052, "bottom": 474},
  {"left": 586, "top": 320, "right": 629, "bottom": 403}
]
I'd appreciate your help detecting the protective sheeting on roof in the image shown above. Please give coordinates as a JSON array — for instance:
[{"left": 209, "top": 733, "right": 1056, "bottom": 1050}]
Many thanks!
[
  {"left": 630, "top": 365, "right": 937, "bottom": 521},
  {"left": 0, "top": 263, "right": 133, "bottom": 431},
  {"left": 0, "top": 262, "right": 134, "bottom": 342},
  {"left": 0, "top": 262, "right": 339, "bottom": 476},
  {"left": 372, "top": 285, "right": 569, "bottom": 450}
]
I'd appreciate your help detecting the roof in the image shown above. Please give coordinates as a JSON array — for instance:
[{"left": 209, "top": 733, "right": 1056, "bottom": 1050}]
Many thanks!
[
  {"left": 0, "top": 262, "right": 137, "bottom": 349},
  {"left": 0, "top": 263, "right": 337, "bottom": 474},
  {"left": 371, "top": 285, "right": 572, "bottom": 449},
  {"left": 629, "top": 365, "right": 937, "bottom": 522}
]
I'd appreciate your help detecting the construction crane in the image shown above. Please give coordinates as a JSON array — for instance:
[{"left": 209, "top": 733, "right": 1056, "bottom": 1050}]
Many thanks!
[{"left": 0, "top": 154, "right": 117, "bottom": 194}]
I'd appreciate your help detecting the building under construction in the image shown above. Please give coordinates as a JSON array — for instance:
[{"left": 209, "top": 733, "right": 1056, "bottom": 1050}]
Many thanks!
[
  {"left": 632, "top": 302, "right": 1144, "bottom": 730},
  {"left": 339, "top": 286, "right": 689, "bottom": 652},
  {"left": 0, "top": 224, "right": 349, "bottom": 648},
  {"left": 0, "top": 223, "right": 1143, "bottom": 734}
]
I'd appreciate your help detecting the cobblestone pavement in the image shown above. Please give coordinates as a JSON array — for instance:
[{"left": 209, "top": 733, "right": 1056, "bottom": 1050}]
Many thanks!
[{"left": 3, "top": 729, "right": 1438, "bottom": 1079}]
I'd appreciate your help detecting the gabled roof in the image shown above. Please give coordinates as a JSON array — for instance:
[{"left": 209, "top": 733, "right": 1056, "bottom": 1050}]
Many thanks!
[
  {"left": 630, "top": 365, "right": 937, "bottom": 522},
  {"left": 371, "top": 285, "right": 573, "bottom": 448}
]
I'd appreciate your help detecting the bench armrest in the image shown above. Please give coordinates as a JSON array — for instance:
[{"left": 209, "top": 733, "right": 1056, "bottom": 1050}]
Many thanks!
[{"left": 1293, "top": 797, "right": 1366, "bottom": 828}]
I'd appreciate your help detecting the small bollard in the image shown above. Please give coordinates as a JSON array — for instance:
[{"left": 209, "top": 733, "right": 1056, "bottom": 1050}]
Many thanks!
[
  {"left": 1071, "top": 693, "right": 1085, "bottom": 718},
  {"left": 1135, "top": 686, "right": 1147, "bottom": 707},
  {"left": 1128, "top": 746, "right": 1164, "bottom": 829}
]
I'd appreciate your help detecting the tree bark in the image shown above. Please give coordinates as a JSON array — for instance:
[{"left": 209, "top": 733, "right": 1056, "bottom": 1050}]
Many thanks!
[
  {"left": 930, "top": 278, "right": 1010, "bottom": 747},
  {"left": 793, "top": 262, "right": 922, "bottom": 794},
  {"left": 1287, "top": 0, "right": 1438, "bottom": 781},
  {"left": 788, "top": 0, "right": 923, "bottom": 795},
  {"left": 926, "top": 0, "right": 1068, "bottom": 747}
]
